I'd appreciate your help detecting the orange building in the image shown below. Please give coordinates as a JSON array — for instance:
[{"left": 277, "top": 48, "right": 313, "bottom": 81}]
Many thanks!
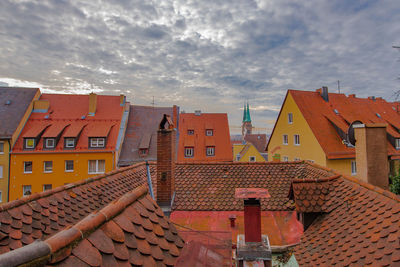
[
  {"left": 9, "top": 93, "right": 129, "bottom": 200},
  {"left": 177, "top": 111, "right": 232, "bottom": 162}
]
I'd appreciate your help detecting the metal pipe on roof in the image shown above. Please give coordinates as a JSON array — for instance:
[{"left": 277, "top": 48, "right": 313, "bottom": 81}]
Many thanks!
[{"left": 145, "top": 161, "right": 154, "bottom": 199}]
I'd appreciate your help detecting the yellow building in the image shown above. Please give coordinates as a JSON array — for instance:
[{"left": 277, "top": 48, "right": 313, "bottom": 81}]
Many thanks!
[
  {"left": 233, "top": 143, "right": 266, "bottom": 162},
  {"left": 9, "top": 93, "right": 129, "bottom": 200},
  {"left": 267, "top": 88, "right": 400, "bottom": 176},
  {"left": 0, "top": 87, "right": 41, "bottom": 202}
]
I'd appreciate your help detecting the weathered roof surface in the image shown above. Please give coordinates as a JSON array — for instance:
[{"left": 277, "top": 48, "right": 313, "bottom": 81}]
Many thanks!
[
  {"left": 287, "top": 89, "right": 400, "bottom": 159},
  {"left": 118, "top": 105, "right": 175, "bottom": 166},
  {"left": 292, "top": 164, "right": 400, "bottom": 266},
  {"left": 244, "top": 134, "right": 267, "bottom": 153},
  {"left": 178, "top": 113, "right": 232, "bottom": 162},
  {"left": 0, "top": 87, "right": 39, "bottom": 139},
  {"left": 0, "top": 162, "right": 154, "bottom": 254},
  {"left": 12, "top": 94, "right": 126, "bottom": 153},
  {"left": 173, "top": 162, "right": 335, "bottom": 211}
]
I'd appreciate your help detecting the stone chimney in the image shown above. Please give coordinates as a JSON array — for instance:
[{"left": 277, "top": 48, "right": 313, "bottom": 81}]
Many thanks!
[
  {"left": 157, "top": 114, "right": 176, "bottom": 209},
  {"left": 354, "top": 123, "right": 389, "bottom": 189},
  {"left": 88, "top": 93, "right": 97, "bottom": 116},
  {"left": 235, "top": 188, "right": 272, "bottom": 266}
]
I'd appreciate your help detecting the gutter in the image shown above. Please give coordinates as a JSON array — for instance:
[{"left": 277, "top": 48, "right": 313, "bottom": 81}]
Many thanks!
[{"left": 145, "top": 161, "right": 154, "bottom": 199}]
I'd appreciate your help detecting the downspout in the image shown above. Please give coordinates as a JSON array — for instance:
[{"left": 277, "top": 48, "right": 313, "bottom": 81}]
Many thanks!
[
  {"left": 145, "top": 161, "right": 154, "bottom": 199},
  {"left": 7, "top": 139, "right": 11, "bottom": 202}
]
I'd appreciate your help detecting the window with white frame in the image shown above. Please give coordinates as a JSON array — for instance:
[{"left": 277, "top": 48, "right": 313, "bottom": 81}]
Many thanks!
[
  {"left": 65, "top": 138, "right": 75, "bottom": 148},
  {"left": 206, "top": 129, "right": 213, "bottom": 136},
  {"left": 351, "top": 161, "right": 357, "bottom": 175},
  {"left": 25, "top": 138, "right": 35, "bottom": 149},
  {"left": 89, "top": 137, "right": 106, "bottom": 148},
  {"left": 65, "top": 160, "right": 74, "bottom": 172},
  {"left": 45, "top": 138, "right": 55, "bottom": 149},
  {"left": 283, "top": 156, "right": 289, "bottom": 162},
  {"left": 236, "top": 154, "right": 241, "bottom": 161},
  {"left": 184, "top": 147, "right": 194, "bottom": 158},
  {"left": 206, "top": 146, "right": 215, "bottom": 156},
  {"left": 24, "top": 161, "right": 32, "bottom": 173},
  {"left": 88, "top": 160, "right": 105, "bottom": 174},
  {"left": 0, "top": 142, "right": 4, "bottom": 154},
  {"left": 0, "top": 165, "right": 3, "bottom": 178},
  {"left": 23, "top": 185, "right": 32, "bottom": 196},
  {"left": 43, "top": 184, "right": 52, "bottom": 191},
  {"left": 44, "top": 161, "right": 53, "bottom": 173},
  {"left": 0, "top": 191, "right": 2, "bottom": 202},
  {"left": 294, "top": 134, "right": 300, "bottom": 146},
  {"left": 288, "top": 113, "right": 293, "bottom": 124},
  {"left": 396, "top": 139, "right": 400, "bottom": 150},
  {"left": 283, "top": 134, "right": 288, "bottom": 145},
  {"left": 249, "top": 156, "right": 256, "bottom": 162}
]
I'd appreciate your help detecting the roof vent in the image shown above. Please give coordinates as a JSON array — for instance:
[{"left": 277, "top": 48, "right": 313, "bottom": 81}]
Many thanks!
[
  {"left": 81, "top": 115, "right": 86, "bottom": 120},
  {"left": 376, "top": 113, "right": 381, "bottom": 118},
  {"left": 334, "top": 109, "right": 339, "bottom": 115},
  {"left": 5, "top": 100, "right": 11, "bottom": 105},
  {"left": 194, "top": 110, "right": 201, "bottom": 116}
]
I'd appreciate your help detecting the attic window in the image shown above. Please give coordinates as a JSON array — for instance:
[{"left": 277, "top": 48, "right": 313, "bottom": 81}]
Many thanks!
[
  {"left": 288, "top": 113, "right": 293, "bottom": 124},
  {"left": 65, "top": 138, "right": 75, "bottom": 148},
  {"left": 139, "top": 148, "right": 148, "bottom": 156},
  {"left": 89, "top": 137, "right": 106, "bottom": 148},
  {"left": 206, "top": 129, "right": 213, "bottom": 136},
  {"left": 376, "top": 113, "right": 381, "bottom": 118},
  {"left": 25, "top": 138, "right": 35, "bottom": 149},
  {"left": 44, "top": 138, "right": 56, "bottom": 149},
  {"left": 396, "top": 139, "right": 400, "bottom": 150},
  {"left": 334, "top": 109, "right": 339, "bottom": 115}
]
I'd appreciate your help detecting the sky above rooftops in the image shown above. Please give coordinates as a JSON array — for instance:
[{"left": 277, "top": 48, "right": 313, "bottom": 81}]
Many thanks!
[{"left": 0, "top": 0, "right": 399, "bottom": 133}]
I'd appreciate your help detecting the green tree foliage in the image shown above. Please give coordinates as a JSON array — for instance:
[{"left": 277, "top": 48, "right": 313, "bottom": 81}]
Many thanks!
[{"left": 389, "top": 167, "right": 400, "bottom": 195}]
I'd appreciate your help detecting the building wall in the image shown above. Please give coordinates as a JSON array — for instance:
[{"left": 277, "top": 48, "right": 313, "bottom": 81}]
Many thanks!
[
  {"left": 326, "top": 158, "right": 354, "bottom": 177},
  {"left": 0, "top": 140, "right": 10, "bottom": 203},
  {"left": 233, "top": 144, "right": 266, "bottom": 162},
  {"left": 267, "top": 92, "right": 326, "bottom": 165},
  {"left": 9, "top": 152, "right": 114, "bottom": 200}
]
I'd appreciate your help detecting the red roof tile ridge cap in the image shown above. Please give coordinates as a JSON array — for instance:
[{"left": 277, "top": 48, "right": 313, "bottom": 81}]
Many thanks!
[
  {"left": 0, "top": 162, "right": 147, "bottom": 212},
  {"left": 0, "top": 239, "right": 51, "bottom": 266},
  {"left": 45, "top": 185, "right": 148, "bottom": 254},
  {"left": 292, "top": 174, "right": 341, "bottom": 183},
  {"left": 174, "top": 161, "right": 303, "bottom": 166}
]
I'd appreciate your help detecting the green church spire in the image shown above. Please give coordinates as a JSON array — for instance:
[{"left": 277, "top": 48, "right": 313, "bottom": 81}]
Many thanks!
[{"left": 243, "top": 101, "right": 251, "bottom": 123}]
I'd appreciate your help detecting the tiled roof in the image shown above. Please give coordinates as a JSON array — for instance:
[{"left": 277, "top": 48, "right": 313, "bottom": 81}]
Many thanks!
[
  {"left": 244, "top": 134, "right": 267, "bottom": 153},
  {"left": 118, "top": 105, "right": 176, "bottom": 166},
  {"left": 0, "top": 162, "right": 155, "bottom": 254},
  {"left": 12, "top": 93, "right": 127, "bottom": 153},
  {"left": 287, "top": 89, "right": 400, "bottom": 159},
  {"left": 0, "top": 87, "right": 39, "bottom": 139},
  {"left": 292, "top": 164, "right": 400, "bottom": 266},
  {"left": 173, "top": 162, "right": 335, "bottom": 211},
  {"left": 178, "top": 113, "right": 232, "bottom": 162}
]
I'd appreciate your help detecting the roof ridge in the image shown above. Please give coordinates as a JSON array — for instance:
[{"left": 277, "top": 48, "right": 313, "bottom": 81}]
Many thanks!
[
  {"left": 175, "top": 161, "right": 303, "bottom": 166},
  {"left": 292, "top": 174, "right": 341, "bottom": 183},
  {"left": 304, "top": 161, "right": 400, "bottom": 202},
  {"left": 0, "top": 185, "right": 149, "bottom": 266},
  {"left": 0, "top": 162, "right": 147, "bottom": 211}
]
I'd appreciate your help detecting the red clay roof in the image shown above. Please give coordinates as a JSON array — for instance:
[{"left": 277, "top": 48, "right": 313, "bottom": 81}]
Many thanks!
[
  {"left": 292, "top": 163, "right": 400, "bottom": 266},
  {"left": 287, "top": 89, "right": 400, "bottom": 159},
  {"left": 0, "top": 163, "right": 184, "bottom": 266},
  {"left": 178, "top": 113, "right": 232, "bottom": 162},
  {"left": 173, "top": 162, "right": 335, "bottom": 211},
  {"left": 13, "top": 93, "right": 126, "bottom": 153},
  {"left": 244, "top": 134, "right": 267, "bottom": 153}
]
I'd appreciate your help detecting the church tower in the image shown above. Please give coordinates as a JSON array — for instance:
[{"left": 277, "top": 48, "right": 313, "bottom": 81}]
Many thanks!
[{"left": 242, "top": 101, "right": 252, "bottom": 136}]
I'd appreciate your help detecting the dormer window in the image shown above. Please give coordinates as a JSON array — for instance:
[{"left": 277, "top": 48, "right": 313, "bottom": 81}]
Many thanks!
[
  {"left": 64, "top": 138, "right": 75, "bottom": 148},
  {"left": 396, "top": 139, "right": 400, "bottom": 150},
  {"left": 187, "top": 130, "right": 194, "bottom": 135},
  {"left": 44, "top": 138, "right": 56, "bottom": 149},
  {"left": 206, "top": 129, "right": 213, "bottom": 136},
  {"left": 139, "top": 148, "right": 148, "bottom": 156},
  {"left": 89, "top": 137, "right": 105, "bottom": 148},
  {"left": 25, "top": 138, "right": 35, "bottom": 149}
]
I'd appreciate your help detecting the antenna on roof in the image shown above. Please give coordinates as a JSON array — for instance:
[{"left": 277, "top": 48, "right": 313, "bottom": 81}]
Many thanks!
[
  {"left": 337, "top": 80, "right": 340, "bottom": 94},
  {"left": 151, "top": 96, "right": 155, "bottom": 108}
]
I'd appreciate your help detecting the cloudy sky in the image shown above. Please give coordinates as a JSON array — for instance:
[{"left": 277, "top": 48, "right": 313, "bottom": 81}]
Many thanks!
[{"left": 0, "top": 0, "right": 399, "bottom": 133}]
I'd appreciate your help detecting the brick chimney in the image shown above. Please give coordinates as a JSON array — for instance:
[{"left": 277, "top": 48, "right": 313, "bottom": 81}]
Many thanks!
[
  {"left": 89, "top": 93, "right": 97, "bottom": 116},
  {"left": 157, "top": 114, "right": 176, "bottom": 208},
  {"left": 354, "top": 123, "right": 389, "bottom": 189}
]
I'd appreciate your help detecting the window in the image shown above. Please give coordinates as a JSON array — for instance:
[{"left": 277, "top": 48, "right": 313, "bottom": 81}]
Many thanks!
[
  {"left": 65, "top": 160, "right": 74, "bottom": 172},
  {"left": 24, "top": 161, "right": 32, "bottom": 173},
  {"left": 206, "top": 129, "right": 213, "bottom": 136},
  {"left": 44, "top": 161, "right": 53, "bottom": 173},
  {"left": 88, "top": 160, "right": 105, "bottom": 174},
  {"left": 307, "top": 159, "right": 314, "bottom": 163},
  {"left": 283, "top": 135, "right": 288, "bottom": 145},
  {"left": 283, "top": 156, "right": 289, "bottom": 162},
  {"left": 0, "top": 165, "right": 2, "bottom": 178},
  {"left": 25, "top": 138, "right": 35, "bottom": 149},
  {"left": 294, "top": 157, "right": 301, "bottom": 161},
  {"left": 0, "top": 191, "right": 2, "bottom": 203},
  {"left": 139, "top": 149, "right": 148, "bottom": 156},
  {"left": 236, "top": 154, "right": 241, "bottom": 161},
  {"left": 206, "top": 146, "right": 215, "bottom": 156},
  {"left": 43, "top": 184, "right": 52, "bottom": 191},
  {"left": 0, "top": 142, "right": 4, "bottom": 154},
  {"left": 184, "top": 147, "right": 194, "bottom": 157},
  {"left": 288, "top": 113, "right": 293, "bottom": 124},
  {"left": 89, "top": 138, "right": 106, "bottom": 148},
  {"left": 294, "top": 134, "right": 300, "bottom": 146},
  {"left": 45, "top": 138, "right": 55, "bottom": 148},
  {"left": 65, "top": 138, "right": 75, "bottom": 148},
  {"left": 23, "top": 185, "right": 32, "bottom": 196},
  {"left": 396, "top": 139, "right": 400, "bottom": 150},
  {"left": 249, "top": 156, "right": 256, "bottom": 162},
  {"left": 351, "top": 161, "right": 357, "bottom": 176},
  {"left": 187, "top": 130, "right": 194, "bottom": 135}
]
